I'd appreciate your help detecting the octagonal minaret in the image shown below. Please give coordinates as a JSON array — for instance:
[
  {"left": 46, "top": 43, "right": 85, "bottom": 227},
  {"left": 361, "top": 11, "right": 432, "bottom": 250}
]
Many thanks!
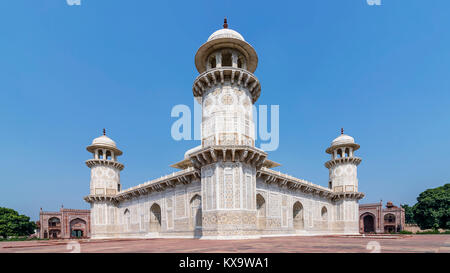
[
  {"left": 188, "top": 19, "right": 265, "bottom": 239},
  {"left": 193, "top": 18, "right": 261, "bottom": 148},
  {"left": 86, "top": 129, "right": 124, "bottom": 196},
  {"left": 325, "top": 128, "right": 363, "bottom": 234},
  {"left": 84, "top": 129, "right": 124, "bottom": 238},
  {"left": 325, "top": 128, "right": 361, "bottom": 193}
]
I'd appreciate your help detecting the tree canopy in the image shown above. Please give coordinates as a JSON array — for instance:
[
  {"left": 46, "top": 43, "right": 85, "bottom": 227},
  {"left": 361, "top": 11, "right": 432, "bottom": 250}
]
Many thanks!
[
  {"left": 0, "top": 207, "right": 36, "bottom": 239},
  {"left": 412, "top": 183, "right": 450, "bottom": 230},
  {"left": 401, "top": 204, "right": 416, "bottom": 224}
]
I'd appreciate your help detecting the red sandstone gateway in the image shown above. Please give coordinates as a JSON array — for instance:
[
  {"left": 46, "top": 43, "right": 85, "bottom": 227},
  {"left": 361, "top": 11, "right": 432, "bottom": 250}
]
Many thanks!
[
  {"left": 359, "top": 201, "right": 405, "bottom": 234},
  {"left": 38, "top": 207, "right": 90, "bottom": 239}
]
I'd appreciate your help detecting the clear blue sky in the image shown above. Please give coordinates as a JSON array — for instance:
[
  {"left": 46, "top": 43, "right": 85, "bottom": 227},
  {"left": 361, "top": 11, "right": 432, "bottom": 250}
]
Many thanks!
[{"left": 1, "top": 0, "right": 449, "bottom": 220}]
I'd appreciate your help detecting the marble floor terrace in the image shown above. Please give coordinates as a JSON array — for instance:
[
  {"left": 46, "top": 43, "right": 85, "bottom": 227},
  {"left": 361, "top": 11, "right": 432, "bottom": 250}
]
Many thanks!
[{"left": 1, "top": 235, "right": 449, "bottom": 253}]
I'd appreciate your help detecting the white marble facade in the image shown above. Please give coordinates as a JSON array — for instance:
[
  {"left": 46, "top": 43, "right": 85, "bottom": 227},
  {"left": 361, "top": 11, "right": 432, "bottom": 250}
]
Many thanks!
[{"left": 84, "top": 21, "right": 364, "bottom": 239}]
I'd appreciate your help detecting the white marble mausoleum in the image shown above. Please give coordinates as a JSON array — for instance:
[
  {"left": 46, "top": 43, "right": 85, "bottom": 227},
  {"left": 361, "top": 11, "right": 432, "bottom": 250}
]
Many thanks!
[{"left": 84, "top": 20, "right": 364, "bottom": 239}]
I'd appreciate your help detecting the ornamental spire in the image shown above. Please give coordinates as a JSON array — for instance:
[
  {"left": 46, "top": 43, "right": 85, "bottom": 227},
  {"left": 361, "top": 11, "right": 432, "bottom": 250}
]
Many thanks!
[
  {"left": 223, "top": 17, "right": 228, "bottom": 29},
  {"left": 103, "top": 128, "right": 106, "bottom": 136},
  {"left": 341, "top": 128, "right": 344, "bottom": 135}
]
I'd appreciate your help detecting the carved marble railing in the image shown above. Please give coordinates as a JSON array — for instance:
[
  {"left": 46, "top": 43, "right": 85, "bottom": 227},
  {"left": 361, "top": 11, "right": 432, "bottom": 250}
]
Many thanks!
[
  {"left": 84, "top": 167, "right": 199, "bottom": 204},
  {"left": 257, "top": 167, "right": 364, "bottom": 201}
]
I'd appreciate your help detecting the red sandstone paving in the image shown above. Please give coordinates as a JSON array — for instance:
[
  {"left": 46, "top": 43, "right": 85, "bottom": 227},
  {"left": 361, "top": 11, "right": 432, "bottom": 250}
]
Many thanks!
[{"left": 1, "top": 235, "right": 449, "bottom": 253}]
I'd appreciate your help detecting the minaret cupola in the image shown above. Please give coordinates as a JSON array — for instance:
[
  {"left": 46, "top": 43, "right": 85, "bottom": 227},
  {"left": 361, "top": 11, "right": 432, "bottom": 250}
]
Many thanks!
[
  {"left": 86, "top": 129, "right": 124, "bottom": 196},
  {"left": 325, "top": 129, "right": 362, "bottom": 193},
  {"left": 193, "top": 18, "right": 261, "bottom": 104},
  {"left": 326, "top": 128, "right": 360, "bottom": 160},
  {"left": 87, "top": 128, "right": 123, "bottom": 161}
]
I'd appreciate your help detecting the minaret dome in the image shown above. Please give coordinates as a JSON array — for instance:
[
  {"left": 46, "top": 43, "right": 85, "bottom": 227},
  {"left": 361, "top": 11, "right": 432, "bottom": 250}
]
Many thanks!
[
  {"left": 87, "top": 129, "right": 123, "bottom": 160},
  {"left": 194, "top": 18, "right": 258, "bottom": 74},
  {"left": 326, "top": 128, "right": 360, "bottom": 159}
]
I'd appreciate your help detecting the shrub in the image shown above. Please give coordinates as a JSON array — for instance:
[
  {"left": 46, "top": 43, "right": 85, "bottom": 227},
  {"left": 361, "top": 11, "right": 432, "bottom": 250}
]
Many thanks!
[
  {"left": 0, "top": 236, "right": 47, "bottom": 241},
  {"left": 416, "top": 230, "right": 441, "bottom": 234}
]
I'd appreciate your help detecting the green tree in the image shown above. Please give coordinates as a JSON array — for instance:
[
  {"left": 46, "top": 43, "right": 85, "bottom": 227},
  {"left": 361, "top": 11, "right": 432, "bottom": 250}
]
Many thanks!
[
  {"left": 0, "top": 207, "right": 36, "bottom": 239},
  {"left": 401, "top": 204, "right": 416, "bottom": 224},
  {"left": 412, "top": 183, "right": 450, "bottom": 230}
]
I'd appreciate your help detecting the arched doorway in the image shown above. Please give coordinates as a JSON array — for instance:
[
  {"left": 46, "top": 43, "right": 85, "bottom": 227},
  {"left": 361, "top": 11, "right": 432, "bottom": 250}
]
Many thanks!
[
  {"left": 70, "top": 218, "right": 87, "bottom": 238},
  {"left": 362, "top": 213, "right": 375, "bottom": 233},
  {"left": 48, "top": 217, "right": 60, "bottom": 227},
  {"left": 384, "top": 213, "right": 396, "bottom": 224},
  {"left": 150, "top": 203, "right": 161, "bottom": 232},
  {"left": 256, "top": 194, "right": 266, "bottom": 230},
  {"left": 190, "top": 195, "right": 202, "bottom": 237},
  {"left": 124, "top": 209, "right": 131, "bottom": 232},
  {"left": 293, "top": 201, "right": 304, "bottom": 230},
  {"left": 48, "top": 217, "right": 61, "bottom": 239},
  {"left": 384, "top": 213, "right": 396, "bottom": 233},
  {"left": 321, "top": 207, "right": 328, "bottom": 221}
]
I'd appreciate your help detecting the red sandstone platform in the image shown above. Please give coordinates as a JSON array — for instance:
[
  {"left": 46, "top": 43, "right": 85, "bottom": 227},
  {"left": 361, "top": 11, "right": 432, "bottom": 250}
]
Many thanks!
[{"left": 1, "top": 235, "right": 449, "bottom": 253}]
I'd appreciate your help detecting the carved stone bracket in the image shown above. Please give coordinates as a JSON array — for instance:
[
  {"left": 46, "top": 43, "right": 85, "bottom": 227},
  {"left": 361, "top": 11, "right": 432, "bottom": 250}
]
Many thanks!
[
  {"left": 187, "top": 145, "right": 267, "bottom": 169},
  {"left": 192, "top": 67, "right": 261, "bottom": 103},
  {"left": 324, "top": 157, "right": 362, "bottom": 168},
  {"left": 85, "top": 159, "right": 124, "bottom": 171}
]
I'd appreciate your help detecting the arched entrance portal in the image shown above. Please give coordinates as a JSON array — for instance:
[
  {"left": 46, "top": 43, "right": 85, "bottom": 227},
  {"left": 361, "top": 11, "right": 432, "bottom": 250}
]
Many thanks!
[
  {"left": 70, "top": 218, "right": 87, "bottom": 238},
  {"left": 363, "top": 214, "right": 375, "bottom": 233},
  {"left": 293, "top": 201, "right": 304, "bottom": 230},
  {"left": 150, "top": 203, "right": 162, "bottom": 232}
]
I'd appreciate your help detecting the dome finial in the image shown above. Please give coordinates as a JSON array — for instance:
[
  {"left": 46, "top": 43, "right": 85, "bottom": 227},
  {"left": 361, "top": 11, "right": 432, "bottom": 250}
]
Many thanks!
[
  {"left": 103, "top": 128, "right": 106, "bottom": 136},
  {"left": 341, "top": 128, "right": 344, "bottom": 135},
  {"left": 223, "top": 17, "right": 228, "bottom": 29}
]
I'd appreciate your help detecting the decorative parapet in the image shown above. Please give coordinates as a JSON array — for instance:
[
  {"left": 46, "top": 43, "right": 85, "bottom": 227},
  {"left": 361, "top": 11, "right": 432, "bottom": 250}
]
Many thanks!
[
  {"left": 257, "top": 167, "right": 364, "bottom": 201},
  {"left": 324, "top": 157, "right": 362, "bottom": 168},
  {"left": 83, "top": 167, "right": 199, "bottom": 204},
  {"left": 258, "top": 167, "right": 333, "bottom": 196},
  {"left": 39, "top": 211, "right": 62, "bottom": 215},
  {"left": 60, "top": 209, "right": 90, "bottom": 213},
  {"left": 359, "top": 202, "right": 382, "bottom": 208},
  {"left": 192, "top": 67, "right": 261, "bottom": 103},
  {"left": 85, "top": 159, "right": 124, "bottom": 171},
  {"left": 84, "top": 162, "right": 364, "bottom": 204}
]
